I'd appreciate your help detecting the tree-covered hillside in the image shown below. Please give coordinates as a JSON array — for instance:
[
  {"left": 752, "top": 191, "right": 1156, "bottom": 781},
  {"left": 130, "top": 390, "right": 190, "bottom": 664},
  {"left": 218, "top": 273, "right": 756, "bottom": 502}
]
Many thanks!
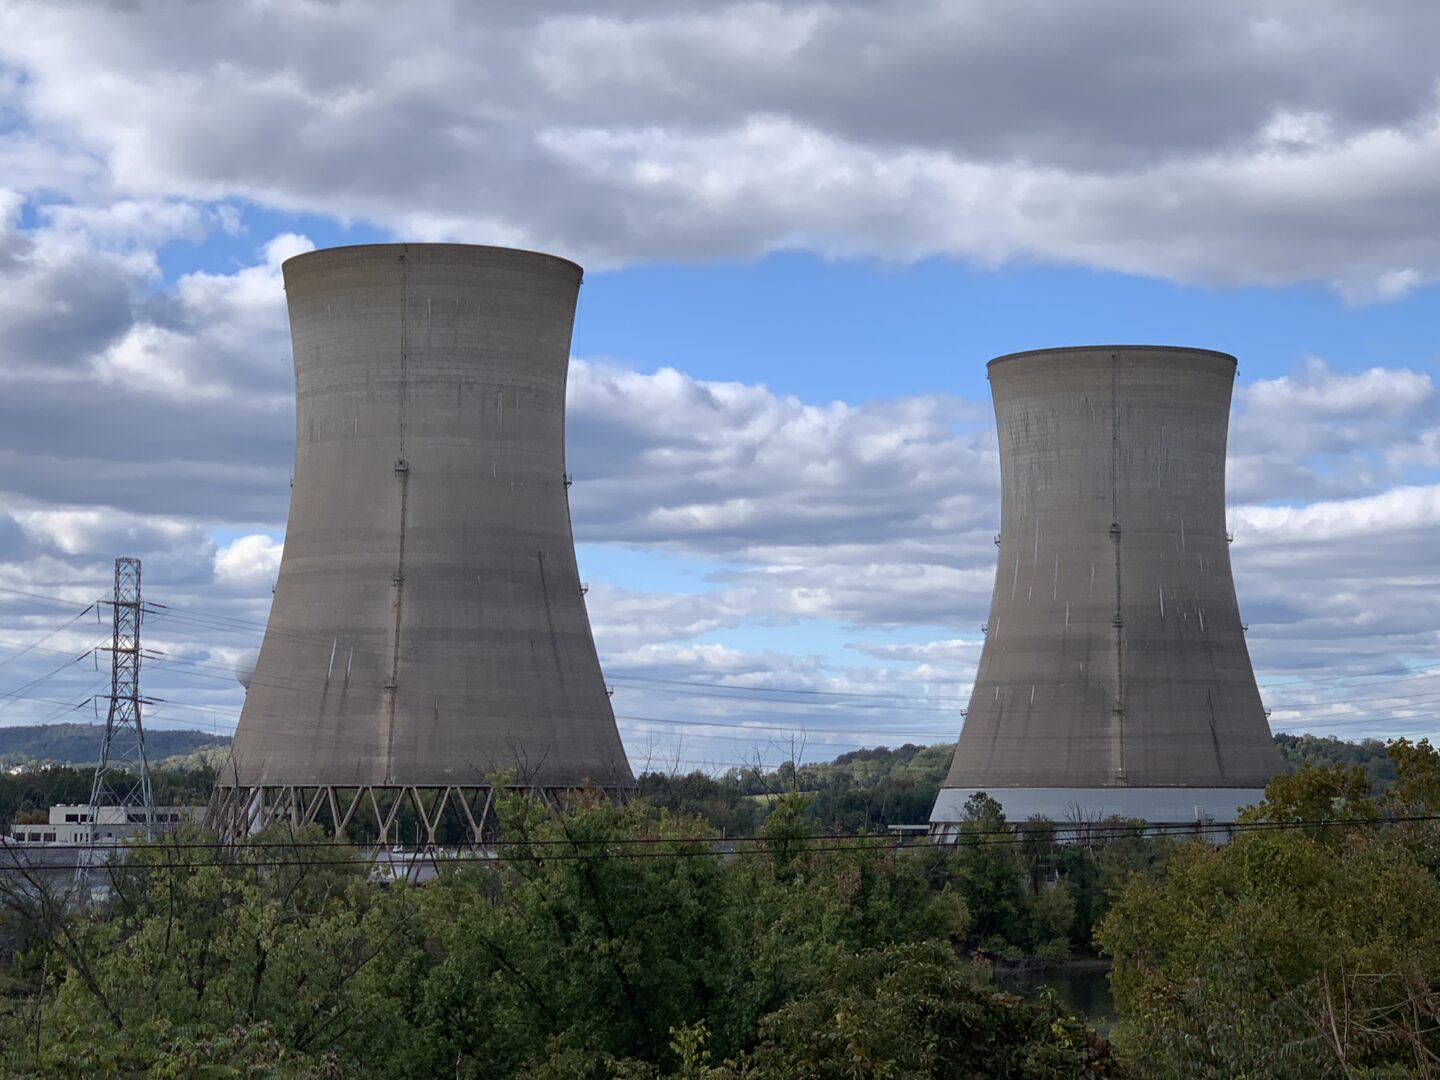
[
  {"left": 0, "top": 724, "right": 229, "bottom": 769},
  {"left": 1273, "top": 731, "right": 1397, "bottom": 787},
  {"left": 0, "top": 726, "right": 1412, "bottom": 835},
  {"left": 643, "top": 734, "right": 1407, "bottom": 834}
]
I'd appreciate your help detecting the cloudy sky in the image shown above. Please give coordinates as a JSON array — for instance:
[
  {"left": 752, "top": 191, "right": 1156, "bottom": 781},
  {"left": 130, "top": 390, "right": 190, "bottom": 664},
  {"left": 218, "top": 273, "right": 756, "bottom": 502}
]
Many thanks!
[{"left": 1, "top": 0, "right": 1438, "bottom": 771}]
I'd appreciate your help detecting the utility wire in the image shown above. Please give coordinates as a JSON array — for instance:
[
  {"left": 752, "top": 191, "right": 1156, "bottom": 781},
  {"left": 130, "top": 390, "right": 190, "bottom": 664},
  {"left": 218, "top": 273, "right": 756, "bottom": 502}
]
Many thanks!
[
  {"left": 607, "top": 676, "right": 967, "bottom": 711},
  {"left": 0, "top": 586, "right": 101, "bottom": 611},
  {"left": 0, "top": 587, "right": 1415, "bottom": 707},
  {"left": 20, "top": 813, "right": 1439, "bottom": 852},
  {"left": 140, "top": 651, "right": 1437, "bottom": 732},
  {"left": 144, "top": 598, "right": 1440, "bottom": 703},
  {"left": 1, "top": 676, "right": 1430, "bottom": 754},
  {"left": 0, "top": 645, "right": 103, "bottom": 713},
  {"left": 7, "top": 814, "right": 1440, "bottom": 872},
  {"left": 0, "top": 603, "right": 98, "bottom": 674},
  {"left": 146, "top": 598, "right": 1440, "bottom": 695},
  {"left": 7, "top": 585, "right": 1436, "bottom": 699},
  {"left": 5, "top": 587, "right": 1438, "bottom": 739}
]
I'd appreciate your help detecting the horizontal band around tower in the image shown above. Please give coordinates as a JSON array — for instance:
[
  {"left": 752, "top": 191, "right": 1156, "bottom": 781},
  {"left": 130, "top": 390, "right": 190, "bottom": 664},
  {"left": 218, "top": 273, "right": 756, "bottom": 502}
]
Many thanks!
[{"left": 986, "top": 343, "right": 1238, "bottom": 368}]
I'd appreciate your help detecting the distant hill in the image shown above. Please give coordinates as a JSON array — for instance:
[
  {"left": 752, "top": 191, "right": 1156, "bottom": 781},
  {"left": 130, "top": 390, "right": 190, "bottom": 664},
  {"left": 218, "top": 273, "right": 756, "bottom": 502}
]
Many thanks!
[{"left": 0, "top": 723, "right": 230, "bottom": 769}]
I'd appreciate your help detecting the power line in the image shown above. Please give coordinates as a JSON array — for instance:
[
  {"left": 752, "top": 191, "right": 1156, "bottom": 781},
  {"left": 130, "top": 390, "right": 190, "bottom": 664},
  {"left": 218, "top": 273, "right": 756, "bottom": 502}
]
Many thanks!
[
  {"left": 7, "top": 813, "right": 1440, "bottom": 872},
  {"left": 132, "top": 640, "right": 1440, "bottom": 724},
  {"left": 1, "top": 584, "right": 1429, "bottom": 697},
  {"left": 0, "top": 645, "right": 103, "bottom": 713},
  {"left": 141, "top": 648, "right": 1436, "bottom": 733},
  {"left": 1264, "top": 678, "right": 1440, "bottom": 711},
  {"left": 8, "top": 812, "right": 1435, "bottom": 852},
  {"left": 3, "top": 674, "right": 1430, "bottom": 751},
  {"left": 145, "top": 610, "right": 967, "bottom": 711},
  {"left": 0, "top": 586, "right": 101, "bottom": 611},
  {"left": 1258, "top": 659, "right": 1440, "bottom": 688},
  {"left": 610, "top": 672, "right": 969, "bottom": 703},
  {"left": 145, "top": 597, "right": 1440, "bottom": 705},
  {"left": 0, "top": 603, "right": 99, "bottom": 673},
  {"left": 616, "top": 711, "right": 954, "bottom": 739},
  {"left": 6, "top": 586, "right": 1439, "bottom": 737}
]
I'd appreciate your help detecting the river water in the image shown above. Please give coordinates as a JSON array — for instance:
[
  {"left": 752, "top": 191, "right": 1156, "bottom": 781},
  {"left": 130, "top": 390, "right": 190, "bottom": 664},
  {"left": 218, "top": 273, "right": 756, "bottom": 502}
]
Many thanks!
[{"left": 994, "top": 963, "right": 1117, "bottom": 1034}]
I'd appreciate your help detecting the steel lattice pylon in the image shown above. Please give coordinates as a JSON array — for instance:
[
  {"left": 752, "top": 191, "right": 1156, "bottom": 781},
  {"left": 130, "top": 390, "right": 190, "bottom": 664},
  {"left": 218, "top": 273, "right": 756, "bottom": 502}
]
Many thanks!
[{"left": 76, "top": 558, "right": 155, "bottom": 890}]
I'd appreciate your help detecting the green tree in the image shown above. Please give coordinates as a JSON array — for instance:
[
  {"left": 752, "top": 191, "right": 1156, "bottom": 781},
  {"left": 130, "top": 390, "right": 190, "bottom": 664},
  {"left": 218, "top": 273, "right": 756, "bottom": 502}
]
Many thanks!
[
  {"left": 945, "top": 793, "right": 1032, "bottom": 954},
  {"left": 721, "top": 943, "right": 1122, "bottom": 1079},
  {"left": 1098, "top": 750, "right": 1440, "bottom": 1078},
  {"left": 3, "top": 787, "right": 1117, "bottom": 1078}
]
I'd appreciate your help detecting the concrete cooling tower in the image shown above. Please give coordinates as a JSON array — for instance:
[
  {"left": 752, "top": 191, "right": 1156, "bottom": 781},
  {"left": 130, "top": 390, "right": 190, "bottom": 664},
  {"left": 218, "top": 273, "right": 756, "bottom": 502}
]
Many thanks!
[
  {"left": 210, "top": 244, "right": 633, "bottom": 842},
  {"left": 931, "top": 346, "right": 1282, "bottom": 831}
]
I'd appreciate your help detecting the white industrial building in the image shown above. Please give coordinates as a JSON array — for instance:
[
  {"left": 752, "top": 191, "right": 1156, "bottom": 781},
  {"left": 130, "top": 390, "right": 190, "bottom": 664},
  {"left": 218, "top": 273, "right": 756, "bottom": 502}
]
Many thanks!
[{"left": 5, "top": 804, "right": 201, "bottom": 845}]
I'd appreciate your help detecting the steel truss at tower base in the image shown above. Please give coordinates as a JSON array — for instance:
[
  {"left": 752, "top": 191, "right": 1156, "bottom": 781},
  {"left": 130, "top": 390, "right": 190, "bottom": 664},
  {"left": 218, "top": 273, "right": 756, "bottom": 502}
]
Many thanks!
[{"left": 205, "top": 784, "right": 632, "bottom": 845}]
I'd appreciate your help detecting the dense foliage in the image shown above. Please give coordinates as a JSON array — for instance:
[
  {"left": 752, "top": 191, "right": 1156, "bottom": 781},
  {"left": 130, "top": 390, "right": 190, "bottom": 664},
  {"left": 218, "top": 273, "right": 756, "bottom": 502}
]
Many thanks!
[
  {"left": 1273, "top": 731, "right": 1398, "bottom": 789},
  {"left": 4, "top": 734, "right": 1437, "bottom": 1075},
  {"left": 1099, "top": 739, "right": 1440, "bottom": 1077},
  {"left": 0, "top": 791, "right": 1129, "bottom": 1077},
  {"left": 638, "top": 734, "right": 1398, "bottom": 841},
  {"left": 635, "top": 742, "right": 955, "bottom": 837}
]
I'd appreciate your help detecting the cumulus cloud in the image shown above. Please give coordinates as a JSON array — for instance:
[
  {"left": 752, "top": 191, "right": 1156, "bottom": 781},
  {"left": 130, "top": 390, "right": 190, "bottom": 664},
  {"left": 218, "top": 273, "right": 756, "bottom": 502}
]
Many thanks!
[
  {"left": 213, "top": 535, "right": 283, "bottom": 590},
  {"left": 94, "top": 231, "right": 307, "bottom": 401},
  {"left": 568, "top": 360, "right": 993, "bottom": 553},
  {"left": 0, "top": 200, "right": 140, "bottom": 379},
  {"left": 1228, "top": 479, "right": 1440, "bottom": 731},
  {"left": 1228, "top": 358, "right": 1440, "bottom": 503},
  {"left": 2, "top": 1, "right": 1439, "bottom": 749},
  {"left": 850, "top": 638, "right": 984, "bottom": 664},
  {"left": 0, "top": 221, "right": 295, "bottom": 522},
  {"left": 3, "top": 256, "right": 1436, "bottom": 748},
  {"left": 2, "top": 1, "right": 1440, "bottom": 291}
]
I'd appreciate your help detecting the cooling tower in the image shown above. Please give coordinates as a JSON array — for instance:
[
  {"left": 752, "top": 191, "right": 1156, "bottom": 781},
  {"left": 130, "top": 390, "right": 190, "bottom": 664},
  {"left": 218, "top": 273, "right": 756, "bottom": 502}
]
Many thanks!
[
  {"left": 211, "top": 244, "right": 633, "bottom": 841},
  {"left": 931, "top": 346, "right": 1281, "bottom": 830}
]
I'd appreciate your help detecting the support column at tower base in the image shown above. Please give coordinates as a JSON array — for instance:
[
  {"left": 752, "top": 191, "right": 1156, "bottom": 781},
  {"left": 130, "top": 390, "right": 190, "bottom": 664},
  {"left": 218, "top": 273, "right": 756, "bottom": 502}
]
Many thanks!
[{"left": 205, "top": 783, "right": 633, "bottom": 845}]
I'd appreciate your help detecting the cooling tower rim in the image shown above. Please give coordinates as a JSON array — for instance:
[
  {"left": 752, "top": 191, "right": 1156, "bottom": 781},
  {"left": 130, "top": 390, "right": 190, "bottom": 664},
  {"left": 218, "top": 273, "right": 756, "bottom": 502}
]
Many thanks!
[
  {"left": 988, "top": 344, "right": 1237, "bottom": 369},
  {"left": 281, "top": 242, "right": 583, "bottom": 279}
]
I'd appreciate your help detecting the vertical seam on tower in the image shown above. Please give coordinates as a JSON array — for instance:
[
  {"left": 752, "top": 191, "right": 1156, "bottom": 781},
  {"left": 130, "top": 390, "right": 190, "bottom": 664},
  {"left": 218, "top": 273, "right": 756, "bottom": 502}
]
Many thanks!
[
  {"left": 1111, "top": 352, "right": 1126, "bottom": 783},
  {"left": 385, "top": 249, "right": 410, "bottom": 785}
]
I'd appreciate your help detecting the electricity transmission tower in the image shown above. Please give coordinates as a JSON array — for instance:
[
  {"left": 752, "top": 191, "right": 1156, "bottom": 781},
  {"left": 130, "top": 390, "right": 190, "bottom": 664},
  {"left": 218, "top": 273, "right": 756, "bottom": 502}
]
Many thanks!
[{"left": 76, "top": 558, "right": 155, "bottom": 892}]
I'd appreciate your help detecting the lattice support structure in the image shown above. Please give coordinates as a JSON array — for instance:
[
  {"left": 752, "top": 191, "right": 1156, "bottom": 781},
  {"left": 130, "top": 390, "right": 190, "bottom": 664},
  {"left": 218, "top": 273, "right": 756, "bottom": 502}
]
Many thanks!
[
  {"left": 76, "top": 558, "right": 155, "bottom": 891},
  {"left": 207, "top": 783, "right": 630, "bottom": 845}
]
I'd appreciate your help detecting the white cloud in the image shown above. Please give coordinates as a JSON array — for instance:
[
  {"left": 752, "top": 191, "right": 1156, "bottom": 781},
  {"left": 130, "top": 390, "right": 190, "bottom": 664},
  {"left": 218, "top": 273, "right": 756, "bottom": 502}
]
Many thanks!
[
  {"left": 1332, "top": 268, "right": 1428, "bottom": 305},
  {"left": 213, "top": 534, "right": 283, "bottom": 589},
  {"left": 1242, "top": 358, "right": 1431, "bottom": 416},
  {"left": 1235, "top": 484, "right": 1440, "bottom": 546},
  {"left": 1228, "top": 358, "right": 1440, "bottom": 503},
  {"left": 2, "top": 1, "right": 1440, "bottom": 292},
  {"left": 14, "top": 507, "right": 204, "bottom": 560},
  {"left": 1, "top": 2, "right": 1439, "bottom": 747},
  {"left": 851, "top": 639, "right": 984, "bottom": 663},
  {"left": 567, "top": 360, "right": 993, "bottom": 554},
  {"left": 93, "top": 230, "right": 308, "bottom": 402}
]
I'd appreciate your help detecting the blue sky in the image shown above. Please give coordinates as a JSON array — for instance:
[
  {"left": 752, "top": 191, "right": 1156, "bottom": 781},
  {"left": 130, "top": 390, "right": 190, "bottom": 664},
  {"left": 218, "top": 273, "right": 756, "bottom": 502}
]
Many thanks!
[
  {"left": 2, "top": 0, "right": 1439, "bottom": 773},
  {"left": 160, "top": 201, "right": 1440, "bottom": 408}
]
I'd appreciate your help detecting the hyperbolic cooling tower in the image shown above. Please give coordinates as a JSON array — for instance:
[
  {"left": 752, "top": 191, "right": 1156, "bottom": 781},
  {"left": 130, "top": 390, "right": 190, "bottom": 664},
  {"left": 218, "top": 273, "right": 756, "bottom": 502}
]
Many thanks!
[
  {"left": 931, "top": 346, "right": 1282, "bottom": 829},
  {"left": 211, "top": 244, "right": 633, "bottom": 841}
]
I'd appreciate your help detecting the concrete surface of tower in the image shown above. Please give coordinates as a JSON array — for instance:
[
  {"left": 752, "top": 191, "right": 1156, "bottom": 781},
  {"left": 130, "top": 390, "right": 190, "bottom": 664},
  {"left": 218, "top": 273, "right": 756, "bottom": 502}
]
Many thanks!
[
  {"left": 931, "top": 346, "right": 1282, "bottom": 831},
  {"left": 211, "top": 244, "right": 633, "bottom": 840}
]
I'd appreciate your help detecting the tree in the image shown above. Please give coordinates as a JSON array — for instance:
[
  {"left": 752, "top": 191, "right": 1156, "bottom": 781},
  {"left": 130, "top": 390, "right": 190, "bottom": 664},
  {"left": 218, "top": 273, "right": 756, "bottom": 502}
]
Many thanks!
[
  {"left": 945, "top": 794, "right": 1032, "bottom": 954},
  {"left": 720, "top": 943, "right": 1122, "bottom": 1079},
  {"left": 3, "top": 788, "right": 1115, "bottom": 1077},
  {"left": 1098, "top": 746, "right": 1440, "bottom": 1078}
]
